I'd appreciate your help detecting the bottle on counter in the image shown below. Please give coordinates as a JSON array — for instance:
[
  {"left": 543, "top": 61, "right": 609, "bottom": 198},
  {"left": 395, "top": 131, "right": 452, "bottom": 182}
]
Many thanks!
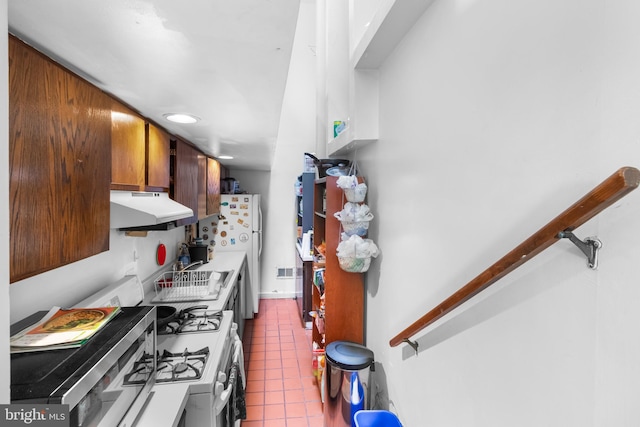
[{"left": 178, "top": 243, "right": 191, "bottom": 266}]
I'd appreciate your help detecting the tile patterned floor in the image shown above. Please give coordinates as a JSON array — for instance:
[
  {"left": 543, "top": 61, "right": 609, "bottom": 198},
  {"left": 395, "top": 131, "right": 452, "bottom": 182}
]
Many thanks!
[{"left": 241, "top": 299, "right": 324, "bottom": 427}]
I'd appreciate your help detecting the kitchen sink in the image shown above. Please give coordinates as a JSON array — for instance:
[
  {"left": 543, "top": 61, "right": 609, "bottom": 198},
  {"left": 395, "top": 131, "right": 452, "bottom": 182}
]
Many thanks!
[{"left": 151, "top": 269, "right": 234, "bottom": 303}]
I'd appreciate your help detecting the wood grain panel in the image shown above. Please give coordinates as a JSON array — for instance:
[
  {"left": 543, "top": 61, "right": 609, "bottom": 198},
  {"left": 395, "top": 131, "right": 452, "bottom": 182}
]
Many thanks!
[
  {"left": 9, "top": 36, "right": 111, "bottom": 283},
  {"left": 111, "top": 101, "right": 145, "bottom": 189},
  {"left": 324, "top": 176, "right": 365, "bottom": 345},
  {"left": 146, "top": 123, "right": 170, "bottom": 189},
  {"left": 174, "top": 139, "right": 198, "bottom": 226},
  {"left": 311, "top": 176, "right": 365, "bottom": 348},
  {"left": 197, "top": 152, "right": 207, "bottom": 219},
  {"left": 207, "top": 157, "right": 221, "bottom": 215}
]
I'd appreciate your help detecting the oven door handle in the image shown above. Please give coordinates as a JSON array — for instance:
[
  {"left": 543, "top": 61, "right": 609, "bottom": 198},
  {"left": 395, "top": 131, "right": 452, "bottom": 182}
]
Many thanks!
[
  {"left": 213, "top": 336, "right": 245, "bottom": 415},
  {"left": 232, "top": 334, "right": 246, "bottom": 389}
]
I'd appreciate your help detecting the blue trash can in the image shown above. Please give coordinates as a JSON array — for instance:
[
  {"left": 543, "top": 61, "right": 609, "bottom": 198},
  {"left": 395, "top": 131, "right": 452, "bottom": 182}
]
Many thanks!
[
  {"left": 324, "top": 341, "right": 375, "bottom": 427},
  {"left": 354, "top": 410, "right": 402, "bottom": 427}
]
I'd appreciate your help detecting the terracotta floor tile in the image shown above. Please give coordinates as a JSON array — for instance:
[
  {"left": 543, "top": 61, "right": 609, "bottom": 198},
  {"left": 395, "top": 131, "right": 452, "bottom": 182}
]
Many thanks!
[
  {"left": 284, "top": 388, "right": 305, "bottom": 403},
  {"left": 265, "top": 335, "right": 281, "bottom": 344},
  {"left": 281, "top": 349, "right": 298, "bottom": 359},
  {"left": 287, "top": 417, "right": 309, "bottom": 427},
  {"left": 282, "top": 367, "right": 302, "bottom": 379},
  {"left": 265, "top": 359, "right": 282, "bottom": 369},
  {"left": 246, "top": 379, "right": 265, "bottom": 393},
  {"left": 246, "top": 391, "right": 265, "bottom": 406},
  {"left": 281, "top": 357, "right": 299, "bottom": 368},
  {"left": 285, "top": 401, "right": 307, "bottom": 418},
  {"left": 279, "top": 334, "right": 294, "bottom": 343},
  {"left": 243, "top": 299, "right": 327, "bottom": 427},
  {"left": 245, "top": 405, "right": 264, "bottom": 421},
  {"left": 280, "top": 341, "right": 295, "bottom": 350},
  {"left": 251, "top": 343, "right": 267, "bottom": 352},
  {"left": 301, "top": 378, "right": 319, "bottom": 393},
  {"left": 251, "top": 350, "right": 267, "bottom": 360},
  {"left": 264, "top": 390, "right": 285, "bottom": 405},
  {"left": 250, "top": 359, "right": 267, "bottom": 370},
  {"left": 264, "top": 419, "right": 286, "bottom": 427},
  {"left": 265, "top": 379, "right": 284, "bottom": 391},
  {"left": 305, "top": 400, "right": 324, "bottom": 417},
  {"left": 284, "top": 377, "right": 303, "bottom": 390},
  {"left": 266, "top": 342, "right": 281, "bottom": 351},
  {"left": 265, "top": 350, "right": 281, "bottom": 360},
  {"left": 304, "top": 386, "right": 322, "bottom": 402},
  {"left": 247, "top": 369, "right": 265, "bottom": 381},
  {"left": 264, "top": 403, "right": 286, "bottom": 419},
  {"left": 265, "top": 368, "right": 283, "bottom": 380},
  {"left": 308, "top": 415, "right": 324, "bottom": 427}
]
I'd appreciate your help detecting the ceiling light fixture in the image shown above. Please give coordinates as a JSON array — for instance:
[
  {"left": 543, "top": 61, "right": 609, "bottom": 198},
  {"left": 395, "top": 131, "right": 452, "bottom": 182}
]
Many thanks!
[
  {"left": 163, "top": 113, "right": 200, "bottom": 124},
  {"left": 218, "top": 155, "right": 234, "bottom": 160}
]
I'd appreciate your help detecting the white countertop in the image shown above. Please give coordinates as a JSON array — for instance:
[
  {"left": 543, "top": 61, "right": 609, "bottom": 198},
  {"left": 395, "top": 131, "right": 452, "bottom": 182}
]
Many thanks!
[
  {"left": 143, "top": 251, "right": 247, "bottom": 312},
  {"left": 296, "top": 242, "right": 313, "bottom": 262}
]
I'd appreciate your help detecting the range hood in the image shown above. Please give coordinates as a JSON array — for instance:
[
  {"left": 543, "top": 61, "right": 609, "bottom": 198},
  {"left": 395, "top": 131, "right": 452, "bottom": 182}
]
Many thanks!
[{"left": 110, "top": 191, "right": 193, "bottom": 230}]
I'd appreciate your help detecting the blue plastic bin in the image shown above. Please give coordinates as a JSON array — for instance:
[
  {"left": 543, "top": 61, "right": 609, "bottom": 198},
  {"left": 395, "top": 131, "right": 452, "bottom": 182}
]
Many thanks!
[{"left": 354, "top": 410, "right": 402, "bottom": 427}]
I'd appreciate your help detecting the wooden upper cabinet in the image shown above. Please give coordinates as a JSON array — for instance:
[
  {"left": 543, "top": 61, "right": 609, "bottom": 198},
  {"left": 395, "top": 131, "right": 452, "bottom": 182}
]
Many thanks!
[
  {"left": 173, "top": 139, "right": 198, "bottom": 226},
  {"left": 146, "top": 123, "right": 170, "bottom": 190},
  {"left": 111, "top": 102, "right": 145, "bottom": 190},
  {"left": 9, "top": 35, "right": 111, "bottom": 283},
  {"left": 207, "top": 157, "right": 221, "bottom": 215},
  {"left": 111, "top": 105, "right": 171, "bottom": 191},
  {"left": 197, "top": 152, "right": 208, "bottom": 220}
]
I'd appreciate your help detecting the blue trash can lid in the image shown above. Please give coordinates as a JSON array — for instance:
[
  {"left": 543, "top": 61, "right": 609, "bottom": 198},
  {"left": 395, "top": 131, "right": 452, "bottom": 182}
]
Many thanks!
[
  {"left": 354, "top": 410, "right": 402, "bottom": 427},
  {"left": 326, "top": 341, "right": 374, "bottom": 370}
]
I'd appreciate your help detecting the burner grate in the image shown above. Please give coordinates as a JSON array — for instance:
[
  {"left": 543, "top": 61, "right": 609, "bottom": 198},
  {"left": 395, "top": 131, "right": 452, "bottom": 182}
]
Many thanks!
[
  {"left": 157, "top": 308, "right": 223, "bottom": 335},
  {"left": 156, "top": 347, "right": 209, "bottom": 383},
  {"left": 123, "top": 352, "right": 155, "bottom": 386}
]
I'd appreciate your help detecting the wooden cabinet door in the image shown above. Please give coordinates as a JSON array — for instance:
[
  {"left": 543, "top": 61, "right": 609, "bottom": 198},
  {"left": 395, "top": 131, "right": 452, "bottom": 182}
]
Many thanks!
[
  {"left": 9, "top": 35, "right": 111, "bottom": 283},
  {"left": 173, "top": 139, "right": 198, "bottom": 226},
  {"left": 111, "top": 102, "right": 145, "bottom": 190},
  {"left": 206, "top": 157, "right": 221, "bottom": 215},
  {"left": 146, "top": 123, "right": 170, "bottom": 190},
  {"left": 197, "top": 152, "right": 207, "bottom": 219}
]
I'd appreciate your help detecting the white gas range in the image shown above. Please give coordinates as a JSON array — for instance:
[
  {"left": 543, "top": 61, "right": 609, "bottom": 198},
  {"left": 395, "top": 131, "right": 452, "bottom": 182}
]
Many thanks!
[
  {"left": 137, "top": 251, "right": 248, "bottom": 427},
  {"left": 75, "top": 251, "right": 248, "bottom": 427}
]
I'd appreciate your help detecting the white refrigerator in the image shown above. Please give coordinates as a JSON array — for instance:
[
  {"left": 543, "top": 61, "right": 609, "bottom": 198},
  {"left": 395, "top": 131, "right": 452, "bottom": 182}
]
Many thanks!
[{"left": 200, "top": 194, "right": 262, "bottom": 319}]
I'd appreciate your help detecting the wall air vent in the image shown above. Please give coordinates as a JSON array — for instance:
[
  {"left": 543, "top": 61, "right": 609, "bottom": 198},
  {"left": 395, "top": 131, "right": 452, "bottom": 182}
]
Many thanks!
[{"left": 276, "top": 267, "right": 294, "bottom": 279}]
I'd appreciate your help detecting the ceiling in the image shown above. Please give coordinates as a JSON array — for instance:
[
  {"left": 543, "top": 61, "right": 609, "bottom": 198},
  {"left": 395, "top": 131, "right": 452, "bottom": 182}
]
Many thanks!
[{"left": 8, "top": 0, "right": 302, "bottom": 171}]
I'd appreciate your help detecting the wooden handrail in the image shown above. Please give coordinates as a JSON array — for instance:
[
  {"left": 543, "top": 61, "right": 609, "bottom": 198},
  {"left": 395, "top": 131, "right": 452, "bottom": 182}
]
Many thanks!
[{"left": 390, "top": 167, "right": 640, "bottom": 348}]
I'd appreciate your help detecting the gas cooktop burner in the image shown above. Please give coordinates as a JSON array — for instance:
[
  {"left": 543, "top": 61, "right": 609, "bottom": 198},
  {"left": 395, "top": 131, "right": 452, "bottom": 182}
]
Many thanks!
[
  {"left": 156, "top": 347, "right": 209, "bottom": 383},
  {"left": 158, "top": 307, "right": 223, "bottom": 335},
  {"left": 123, "top": 352, "right": 155, "bottom": 386}
]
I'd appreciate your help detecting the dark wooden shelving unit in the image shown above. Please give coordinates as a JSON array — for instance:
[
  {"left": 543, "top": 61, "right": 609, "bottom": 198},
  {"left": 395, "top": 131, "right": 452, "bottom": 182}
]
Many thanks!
[{"left": 311, "top": 176, "right": 365, "bottom": 349}]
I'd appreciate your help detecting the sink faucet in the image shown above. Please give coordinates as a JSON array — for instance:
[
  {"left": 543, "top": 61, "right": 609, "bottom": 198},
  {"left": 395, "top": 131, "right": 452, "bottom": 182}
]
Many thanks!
[
  {"left": 179, "top": 260, "right": 204, "bottom": 271},
  {"left": 173, "top": 260, "right": 203, "bottom": 272}
]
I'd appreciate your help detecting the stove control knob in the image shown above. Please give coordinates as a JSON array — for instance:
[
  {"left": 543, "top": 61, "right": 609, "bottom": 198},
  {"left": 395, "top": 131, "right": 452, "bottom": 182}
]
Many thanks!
[{"left": 217, "top": 371, "right": 227, "bottom": 383}]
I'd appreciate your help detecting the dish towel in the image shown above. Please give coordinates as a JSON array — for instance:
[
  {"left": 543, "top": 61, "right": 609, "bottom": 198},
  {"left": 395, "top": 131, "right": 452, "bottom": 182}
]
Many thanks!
[{"left": 227, "top": 362, "right": 246, "bottom": 425}]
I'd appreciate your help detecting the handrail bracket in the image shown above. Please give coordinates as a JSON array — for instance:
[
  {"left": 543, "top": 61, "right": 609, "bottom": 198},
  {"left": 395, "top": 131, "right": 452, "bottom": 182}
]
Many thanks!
[
  {"left": 403, "top": 339, "right": 419, "bottom": 356},
  {"left": 557, "top": 230, "right": 602, "bottom": 269}
]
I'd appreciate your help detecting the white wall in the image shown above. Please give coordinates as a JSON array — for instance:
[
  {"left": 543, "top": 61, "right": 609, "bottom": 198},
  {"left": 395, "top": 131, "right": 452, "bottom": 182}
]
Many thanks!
[
  {"left": 1, "top": 0, "right": 10, "bottom": 404},
  {"left": 354, "top": 0, "right": 640, "bottom": 425},
  {"left": 232, "top": 0, "right": 317, "bottom": 299},
  {"left": 9, "top": 227, "right": 186, "bottom": 324}
]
